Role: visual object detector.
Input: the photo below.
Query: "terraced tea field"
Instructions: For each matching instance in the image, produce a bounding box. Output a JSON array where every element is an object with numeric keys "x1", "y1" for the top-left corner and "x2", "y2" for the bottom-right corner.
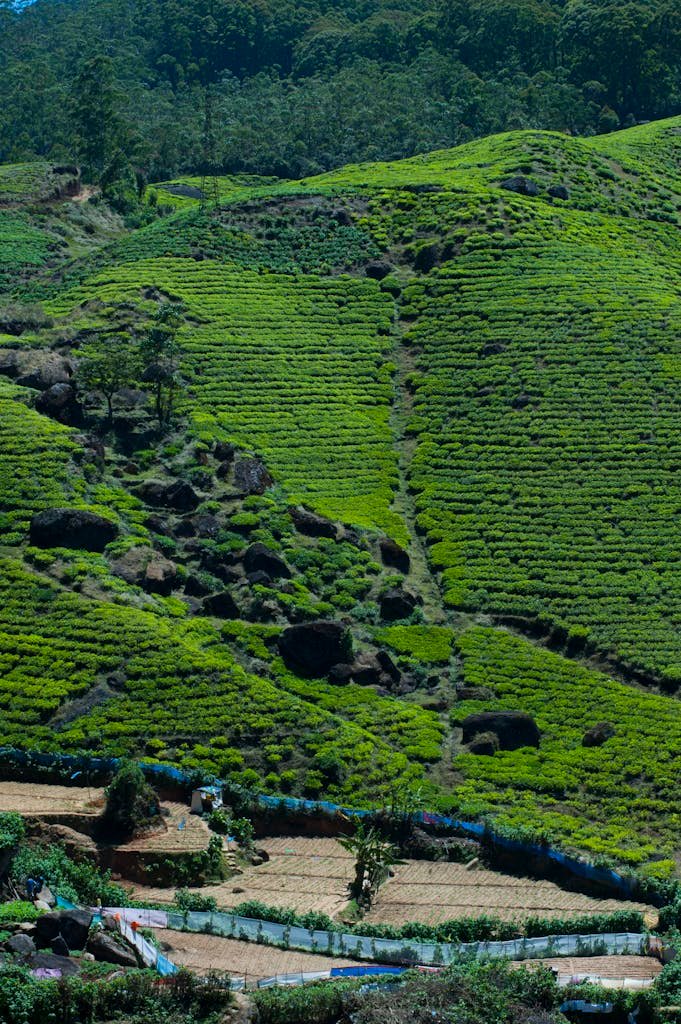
[{"x1": 47, "y1": 259, "x2": 404, "y2": 539}]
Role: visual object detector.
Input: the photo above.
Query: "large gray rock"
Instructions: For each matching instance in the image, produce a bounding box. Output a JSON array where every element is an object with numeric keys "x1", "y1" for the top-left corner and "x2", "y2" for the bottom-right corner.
[
  {"x1": 379, "y1": 588, "x2": 419, "y2": 621},
  {"x1": 35, "y1": 383, "x2": 83, "y2": 426},
  {"x1": 582, "y1": 721, "x2": 616, "y2": 748},
  {"x1": 201, "y1": 591, "x2": 240, "y2": 618},
  {"x1": 86, "y1": 929, "x2": 138, "y2": 967},
  {"x1": 289, "y1": 506, "x2": 338, "y2": 539},
  {"x1": 279, "y1": 621, "x2": 352, "y2": 677},
  {"x1": 461, "y1": 711, "x2": 540, "y2": 751},
  {"x1": 243, "y1": 543, "x2": 291, "y2": 580},
  {"x1": 30, "y1": 508, "x2": 118, "y2": 551},
  {"x1": 500, "y1": 176, "x2": 541, "y2": 196},
  {"x1": 0, "y1": 350, "x2": 73, "y2": 390},
  {"x1": 233, "y1": 457, "x2": 272, "y2": 495},
  {"x1": 35, "y1": 908, "x2": 92, "y2": 951},
  {"x1": 111, "y1": 546, "x2": 177, "y2": 595},
  {"x1": 379, "y1": 537, "x2": 410, "y2": 573},
  {"x1": 6, "y1": 933, "x2": 36, "y2": 956},
  {"x1": 134, "y1": 479, "x2": 200, "y2": 512}
]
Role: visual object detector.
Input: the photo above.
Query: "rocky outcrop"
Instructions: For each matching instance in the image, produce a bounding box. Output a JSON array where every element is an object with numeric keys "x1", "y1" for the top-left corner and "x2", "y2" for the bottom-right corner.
[
  {"x1": 202, "y1": 591, "x2": 240, "y2": 618},
  {"x1": 379, "y1": 537, "x2": 410, "y2": 573},
  {"x1": 379, "y1": 588, "x2": 419, "y2": 621},
  {"x1": 279, "y1": 621, "x2": 352, "y2": 676},
  {"x1": 30, "y1": 508, "x2": 118, "y2": 551},
  {"x1": 548, "y1": 184, "x2": 570, "y2": 200},
  {"x1": 111, "y1": 546, "x2": 178, "y2": 594},
  {"x1": 0, "y1": 349, "x2": 73, "y2": 390},
  {"x1": 582, "y1": 721, "x2": 616, "y2": 747},
  {"x1": 35, "y1": 909, "x2": 92, "y2": 951},
  {"x1": 243, "y1": 542, "x2": 291, "y2": 579},
  {"x1": 500, "y1": 176, "x2": 541, "y2": 196},
  {"x1": 6, "y1": 933, "x2": 36, "y2": 956},
  {"x1": 365, "y1": 261, "x2": 393, "y2": 281},
  {"x1": 467, "y1": 732, "x2": 500, "y2": 756},
  {"x1": 86, "y1": 930, "x2": 138, "y2": 967},
  {"x1": 35, "y1": 383, "x2": 83, "y2": 425},
  {"x1": 134, "y1": 480, "x2": 200, "y2": 512},
  {"x1": 461, "y1": 711, "x2": 540, "y2": 751},
  {"x1": 233, "y1": 457, "x2": 272, "y2": 495},
  {"x1": 289, "y1": 506, "x2": 338, "y2": 539}
]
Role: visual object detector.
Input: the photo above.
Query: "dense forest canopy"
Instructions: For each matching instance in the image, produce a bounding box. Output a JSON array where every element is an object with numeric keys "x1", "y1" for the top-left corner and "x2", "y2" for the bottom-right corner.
[{"x1": 1, "y1": 0, "x2": 680, "y2": 179}]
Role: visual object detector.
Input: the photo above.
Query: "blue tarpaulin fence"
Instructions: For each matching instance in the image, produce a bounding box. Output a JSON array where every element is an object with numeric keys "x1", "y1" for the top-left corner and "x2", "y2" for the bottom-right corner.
[{"x1": 0, "y1": 746, "x2": 637, "y2": 899}]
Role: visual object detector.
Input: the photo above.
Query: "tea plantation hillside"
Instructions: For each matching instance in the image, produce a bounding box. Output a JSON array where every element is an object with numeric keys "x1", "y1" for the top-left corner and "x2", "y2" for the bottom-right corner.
[{"x1": 2, "y1": 117, "x2": 681, "y2": 869}]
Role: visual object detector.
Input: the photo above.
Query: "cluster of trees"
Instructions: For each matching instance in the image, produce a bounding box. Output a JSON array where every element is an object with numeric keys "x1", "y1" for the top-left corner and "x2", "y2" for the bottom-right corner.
[
  {"x1": 0, "y1": 0, "x2": 679, "y2": 181},
  {"x1": 77, "y1": 300, "x2": 186, "y2": 430}
]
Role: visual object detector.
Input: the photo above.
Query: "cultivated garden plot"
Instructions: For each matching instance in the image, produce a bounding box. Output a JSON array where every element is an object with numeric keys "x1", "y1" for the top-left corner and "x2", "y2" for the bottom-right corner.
[
  {"x1": 364, "y1": 861, "x2": 651, "y2": 926},
  {"x1": 152, "y1": 929, "x2": 363, "y2": 980},
  {"x1": 509, "y1": 955, "x2": 662, "y2": 987},
  {"x1": 130, "y1": 837, "x2": 651, "y2": 927},
  {"x1": 0, "y1": 780, "x2": 104, "y2": 814}
]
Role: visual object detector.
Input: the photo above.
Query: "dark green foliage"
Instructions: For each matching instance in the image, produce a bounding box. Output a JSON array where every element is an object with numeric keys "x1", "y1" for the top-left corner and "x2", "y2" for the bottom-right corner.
[
  {"x1": 253, "y1": 961, "x2": 564, "y2": 1024},
  {"x1": 0, "y1": 963, "x2": 229, "y2": 1024},
  {"x1": 0, "y1": 812, "x2": 25, "y2": 852},
  {"x1": 102, "y1": 758, "x2": 161, "y2": 838},
  {"x1": 11, "y1": 842, "x2": 126, "y2": 906},
  {"x1": 229, "y1": 899, "x2": 644, "y2": 943},
  {"x1": 1, "y1": 0, "x2": 680, "y2": 178},
  {"x1": 175, "y1": 887, "x2": 218, "y2": 913}
]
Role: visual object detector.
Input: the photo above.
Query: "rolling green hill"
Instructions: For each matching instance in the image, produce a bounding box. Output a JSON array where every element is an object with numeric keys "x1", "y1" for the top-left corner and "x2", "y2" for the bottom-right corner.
[{"x1": 2, "y1": 117, "x2": 681, "y2": 869}]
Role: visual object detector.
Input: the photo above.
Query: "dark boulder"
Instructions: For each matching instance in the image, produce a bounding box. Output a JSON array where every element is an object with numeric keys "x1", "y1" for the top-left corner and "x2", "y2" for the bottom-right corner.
[
  {"x1": 87, "y1": 930, "x2": 138, "y2": 968},
  {"x1": 328, "y1": 663, "x2": 355, "y2": 685},
  {"x1": 351, "y1": 653, "x2": 383, "y2": 686},
  {"x1": 134, "y1": 480, "x2": 200, "y2": 511},
  {"x1": 73, "y1": 434, "x2": 105, "y2": 467},
  {"x1": 247, "y1": 570, "x2": 272, "y2": 587},
  {"x1": 379, "y1": 537, "x2": 410, "y2": 573},
  {"x1": 467, "y1": 731, "x2": 500, "y2": 756},
  {"x1": 36, "y1": 909, "x2": 92, "y2": 951},
  {"x1": 29, "y1": 951, "x2": 80, "y2": 976},
  {"x1": 414, "y1": 243, "x2": 439, "y2": 272},
  {"x1": 51, "y1": 936, "x2": 70, "y2": 957},
  {"x1": 201, "y1": 591, "x2": 240, "y2": 618},
  {"x1": 30, "y1": 508, "x2": 118, "y2": 551},
  {"x1": 548, "y1": 184, "x2": 570, "y2": 200},
  {"x1": 332, "y1": 208, "x2": 353, "y2": 227},
  {"x1": 461, "y1": 711, "x2": 540, "y2": 751},
  {"x1": 500, "y1": 176, "x2": 541, "y2": 197},
  {"x1": 243, "y1": 542, "x2": 291, "y2": 579},
  {"x1": 233, "y1": 457, "x2": 273, "y2": 495},
  {"x1": 511, "y1": 392, "x2": 532, "y2": 410},
  {"x1": 365, "y1": 261, "x2": 393, "y2": 281},
  {"x1": 214, "y1": 441, "x2": 235, "y2": 462},
  {"x1": 143, "y1": 555, "x2": 177, "y2": 595},
  {"x1": 289, "y1": 506, "x2": 338, "y2": 539},
  {"x1": 59, "y1": 909, "x2": 93, "y2": 951},
  {"x1": 35, "y1": 383, "x2": 83, "y2": 426},
  {"x1": 457, "y1": 686, "x2": 494, "y2": 701},
  {"x1": 183, "y1": 573, "x2": 213, "y2": 598},
  {"x1": 481, "y1": 342, "x2": 506, "y2": 357},
  {"x1": 279, "y1": 621, "x2": 352, "y2": 677},
  {"x1": 6, "y1": 933, "x2": 36, "y2": 956},
  {"x1": 582, "y1": 721, "x2": 616, "y2": 748},
  {"x1": 376, "y1": 650, "x2": 401, "y2": 682},
  {"x1": 379, "y1": 588, "x2": 419, "y2": 621},
  {"x1": 15, "y1": 352, "x2": 73, "y2": 390}
]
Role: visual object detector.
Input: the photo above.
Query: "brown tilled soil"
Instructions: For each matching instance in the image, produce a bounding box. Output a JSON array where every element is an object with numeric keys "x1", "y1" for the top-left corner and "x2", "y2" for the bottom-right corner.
[
  {"x1": 154, "y1": 929, "x2": 364, "y2": 980},
  {"x1": 0, "y1": 781, "x2": 105, "y2": 813},
  {"x1": 511, "y1": 955, "x2": 662, "y2": 986},
  {"x1": 129, "y1": 836, "x2": 653, "y2": 927}
]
